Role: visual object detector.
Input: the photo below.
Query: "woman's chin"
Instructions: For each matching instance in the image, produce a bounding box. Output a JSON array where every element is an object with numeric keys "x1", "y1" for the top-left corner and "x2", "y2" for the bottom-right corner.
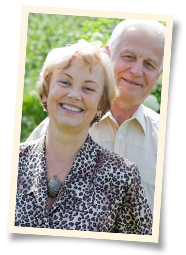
[
  {"x1": 49, "y1": 113, "x2": 91, "y2": 133},
  {"x1": 53, "y1": 119, "x2": 87, "y2": 132}
]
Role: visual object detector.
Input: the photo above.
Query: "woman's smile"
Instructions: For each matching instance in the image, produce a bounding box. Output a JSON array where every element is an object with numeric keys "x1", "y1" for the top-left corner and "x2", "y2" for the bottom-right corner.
[{"x1": 59, "y1": 103, "x2": 84, "y2": 113}]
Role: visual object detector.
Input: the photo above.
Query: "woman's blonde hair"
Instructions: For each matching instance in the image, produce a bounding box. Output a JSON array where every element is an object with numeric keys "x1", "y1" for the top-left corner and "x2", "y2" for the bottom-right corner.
[{"x1": 37, "y1": 40, "x2": 118, "y2": 126}]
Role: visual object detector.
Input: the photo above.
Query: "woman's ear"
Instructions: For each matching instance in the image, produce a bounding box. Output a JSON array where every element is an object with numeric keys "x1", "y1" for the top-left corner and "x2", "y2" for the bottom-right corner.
[
  {"x1": 42, "y1": 95, "x2": 47, "y2": 102},
  {"x1": 97, "y1": 110, "x2": 102, "y2": 115}
]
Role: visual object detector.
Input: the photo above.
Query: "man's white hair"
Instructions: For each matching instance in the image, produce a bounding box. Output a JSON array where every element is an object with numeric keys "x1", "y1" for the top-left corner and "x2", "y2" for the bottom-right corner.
[{"x1": 109, "y1": 19, "x2": 166, "y2": 71}]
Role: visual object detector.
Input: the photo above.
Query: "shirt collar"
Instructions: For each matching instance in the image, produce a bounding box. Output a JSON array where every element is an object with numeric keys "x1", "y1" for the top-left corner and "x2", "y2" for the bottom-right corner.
[
  {"x1": 99, "y1": 104, "x2": 146, "y2": 135},
  {"x1": 130, "y1": 104, "x2": 146, "y2": 135}
]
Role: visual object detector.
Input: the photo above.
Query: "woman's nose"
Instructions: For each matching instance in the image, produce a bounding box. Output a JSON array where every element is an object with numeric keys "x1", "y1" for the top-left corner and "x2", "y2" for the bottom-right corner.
[{"x1": 67, "y1": 85, "x2": 82, "y2": 101}]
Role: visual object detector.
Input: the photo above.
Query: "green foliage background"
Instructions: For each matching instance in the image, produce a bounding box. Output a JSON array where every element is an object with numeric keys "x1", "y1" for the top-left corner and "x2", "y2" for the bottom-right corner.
[{"x1": 21, "y1": 13, "x2": 165, "y2": 142}]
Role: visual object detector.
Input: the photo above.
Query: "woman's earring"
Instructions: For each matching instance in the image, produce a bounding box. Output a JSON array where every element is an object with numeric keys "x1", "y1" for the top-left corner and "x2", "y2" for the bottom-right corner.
[{"x1": 94, "y1": 114, "x2": 102, "y2": 121}]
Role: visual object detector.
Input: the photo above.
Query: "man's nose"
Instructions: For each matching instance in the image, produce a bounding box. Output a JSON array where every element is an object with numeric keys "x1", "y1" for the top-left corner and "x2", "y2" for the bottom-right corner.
[{"x1": 130, "y1": 60, "x2": 143, "y2": 76}]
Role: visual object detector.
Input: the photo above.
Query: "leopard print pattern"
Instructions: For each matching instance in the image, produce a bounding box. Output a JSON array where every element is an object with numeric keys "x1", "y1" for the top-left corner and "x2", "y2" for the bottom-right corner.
[{"x1": 15, "y1": 134, "x2": 152, "y2": 234}]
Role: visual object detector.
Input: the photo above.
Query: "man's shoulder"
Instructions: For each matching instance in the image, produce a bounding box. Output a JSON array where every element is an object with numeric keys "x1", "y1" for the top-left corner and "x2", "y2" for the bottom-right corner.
[
  {"x1": 27, "y1": 118, "x2": 49, "y2": 142},
  {"x1": 142, "y1": 104, "x2": 160, "y2": 123}
]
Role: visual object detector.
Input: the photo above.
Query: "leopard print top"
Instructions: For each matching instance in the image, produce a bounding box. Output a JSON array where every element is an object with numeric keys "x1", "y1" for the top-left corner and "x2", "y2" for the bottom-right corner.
[{"x1": 15, "y1": 134, "x2": 152, "y2": 234}]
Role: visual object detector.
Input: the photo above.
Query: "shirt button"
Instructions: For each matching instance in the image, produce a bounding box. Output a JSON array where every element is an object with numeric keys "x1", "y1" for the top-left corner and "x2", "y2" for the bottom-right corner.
[
  {"x1": 49, "y1": 219, "x2": 53, "y2": 226},
  {"x1": 119, "y1": 134, "x2": 122, "y2": 139}
]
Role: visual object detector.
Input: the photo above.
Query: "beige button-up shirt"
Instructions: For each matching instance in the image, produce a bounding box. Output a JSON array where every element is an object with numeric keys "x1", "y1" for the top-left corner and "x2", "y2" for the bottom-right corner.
[{"x1": 27, "y1": 104, "x2": 159, "y2": 212}]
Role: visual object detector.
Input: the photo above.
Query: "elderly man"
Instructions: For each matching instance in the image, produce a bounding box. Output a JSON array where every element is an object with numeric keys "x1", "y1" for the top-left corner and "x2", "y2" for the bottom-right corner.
[{"x1": 27, "y1": 20, "x2": 165, "y2": 212}]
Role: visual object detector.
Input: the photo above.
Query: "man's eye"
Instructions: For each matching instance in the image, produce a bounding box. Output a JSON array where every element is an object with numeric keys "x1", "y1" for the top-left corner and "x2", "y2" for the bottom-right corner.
[
  {"x1": 123, "y1": 54, "x2": 133, "y2": 58},
  {"x1": 123, "y1": 55, "x2": 133, "y2": 60},
  {"x1": 145, "y1": 62, "x2": 154, "y2": 69}
]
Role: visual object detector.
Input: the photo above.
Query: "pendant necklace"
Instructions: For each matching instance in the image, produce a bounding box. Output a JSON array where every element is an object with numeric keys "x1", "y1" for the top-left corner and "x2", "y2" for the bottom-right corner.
[{"x1": 47, "y1": 149, "x2": 75, "y2": 198}]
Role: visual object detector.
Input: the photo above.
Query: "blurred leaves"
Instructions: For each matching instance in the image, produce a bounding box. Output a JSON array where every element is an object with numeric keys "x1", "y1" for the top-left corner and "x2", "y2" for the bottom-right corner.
[
  {"x1": 21, "y1": 14, "x2": 165, "y2": 142},
  {"x1": 150, "y1": 72, "x2": 163, "y2": 114}
]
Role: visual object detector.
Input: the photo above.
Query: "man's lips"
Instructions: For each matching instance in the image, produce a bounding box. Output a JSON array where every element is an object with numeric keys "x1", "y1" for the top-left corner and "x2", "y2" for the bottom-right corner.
[{"x1": 122, "y1": 78, "x2": 142, "y2": 86}]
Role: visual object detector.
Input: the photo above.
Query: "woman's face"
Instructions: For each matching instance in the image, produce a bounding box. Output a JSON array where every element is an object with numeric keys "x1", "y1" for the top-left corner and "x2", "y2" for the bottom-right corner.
[{"x1": 43, "y1": 60, "x2": 104, "y2": 133}]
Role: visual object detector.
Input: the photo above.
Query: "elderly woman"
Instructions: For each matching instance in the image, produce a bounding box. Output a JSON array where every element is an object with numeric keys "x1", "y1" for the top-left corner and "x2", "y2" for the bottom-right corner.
[{"x1": 15, "y1": 41, "x2": 152, "y2": 234}]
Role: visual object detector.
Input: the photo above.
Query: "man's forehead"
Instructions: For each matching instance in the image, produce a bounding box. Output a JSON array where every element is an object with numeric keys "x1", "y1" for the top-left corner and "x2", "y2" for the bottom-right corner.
[
  {"x1": 119, "y1": 22, "x2": 164, "y2": 39},
  {"x1": 116, "y1": 28, "x2": 164, "y2": 55},
  {"x1": 120, "y1": 25, "x2": 162, "y2": 42}
]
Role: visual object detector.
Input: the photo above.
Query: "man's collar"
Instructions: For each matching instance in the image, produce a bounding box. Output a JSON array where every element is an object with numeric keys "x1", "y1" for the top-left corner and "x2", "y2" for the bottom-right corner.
[
  {"x1": 131, "y1": 104, "x2": 146, "y2": 135},
  {"x1": 102, "y1": 111, "x2": 118, "y2": 124},
  {"x1": 99, "y1": 104, "x2": 146, "y2": 135}
]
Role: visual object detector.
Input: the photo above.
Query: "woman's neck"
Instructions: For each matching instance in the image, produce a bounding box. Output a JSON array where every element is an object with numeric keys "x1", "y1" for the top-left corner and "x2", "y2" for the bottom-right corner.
[{"x1": 46, "y1": 118, "x2": 89, "y2": 163}]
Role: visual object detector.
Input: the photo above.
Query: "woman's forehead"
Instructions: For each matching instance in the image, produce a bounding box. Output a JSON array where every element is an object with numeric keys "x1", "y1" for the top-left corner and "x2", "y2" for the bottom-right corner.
[{"x1": 53, "y1": 60, "x2": 103, "y2": 78}]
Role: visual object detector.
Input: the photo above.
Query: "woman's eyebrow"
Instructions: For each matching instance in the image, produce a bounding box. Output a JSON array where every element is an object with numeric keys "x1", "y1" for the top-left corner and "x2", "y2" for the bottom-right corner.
[
  {"x1": 85, "y1": 80, "x2": 99, "y2": 87},
  {"x1": 62, "y1": 73, "x2": 72, "y2": 79},
  {"x1": 61, "y1": 73, "x2": 99, "y2": 87}
]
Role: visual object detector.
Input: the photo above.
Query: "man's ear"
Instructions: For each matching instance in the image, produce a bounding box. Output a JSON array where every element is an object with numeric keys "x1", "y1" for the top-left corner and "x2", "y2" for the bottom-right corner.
[
  {"x1": 104, "y1": 45, "x2": 110, "y2": 56},
  {"x1": 154, "y1": 69, "x2": 163, "y2": 87}
]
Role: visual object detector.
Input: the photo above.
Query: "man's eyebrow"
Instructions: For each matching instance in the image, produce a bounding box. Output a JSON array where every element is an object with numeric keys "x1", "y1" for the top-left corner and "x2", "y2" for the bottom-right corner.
[
  {"x1": 146, "y1": 57, "x2": 158, "y2": 66},
  {"x1": 120, "y1": 49, "x2": 136, "y2": 55},
  {"x1": 120, "y1": 49, "x2": 159, "y2": 66}
]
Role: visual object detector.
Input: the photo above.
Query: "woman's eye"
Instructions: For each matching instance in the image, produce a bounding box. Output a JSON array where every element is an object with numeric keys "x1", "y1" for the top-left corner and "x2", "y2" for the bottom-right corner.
[
  {"x1": 60, "y1": 80, "x2": 70, "y2": 86},
  {"x1": 83, "y1": 87, "x2": 95, "y2": 93}
]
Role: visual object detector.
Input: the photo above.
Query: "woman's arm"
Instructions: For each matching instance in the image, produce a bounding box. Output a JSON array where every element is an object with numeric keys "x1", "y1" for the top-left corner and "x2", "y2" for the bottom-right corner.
[{"x1": 116, "y1": 164, "x2": 153, "y2": 235}]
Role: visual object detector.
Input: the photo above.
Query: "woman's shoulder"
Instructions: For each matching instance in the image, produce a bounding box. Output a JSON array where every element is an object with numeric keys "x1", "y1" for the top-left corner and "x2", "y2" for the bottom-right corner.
[
  {"x1": 88, "y1": 134, "x2": 138, "y2": 175},
  {"x1": 19, "y1": 135, "x2": 45, "y2": 158},
  {"x1": 98, "y1": 145, "x2": 138, "y2": 175},
  {"x1": 87, "y1": 136, "x2": 141, "y2": 194}
]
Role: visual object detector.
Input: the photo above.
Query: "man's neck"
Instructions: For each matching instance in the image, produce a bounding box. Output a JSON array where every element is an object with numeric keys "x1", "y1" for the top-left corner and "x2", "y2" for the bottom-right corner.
[{"x1": 111, "y1": 101, "x2": 140, "y2": 126}]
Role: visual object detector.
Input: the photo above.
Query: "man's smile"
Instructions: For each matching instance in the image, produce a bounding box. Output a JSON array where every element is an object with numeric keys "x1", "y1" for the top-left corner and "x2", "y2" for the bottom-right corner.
[{"x1": 122, "y1": 78, "x2": 142, "y2": 86}]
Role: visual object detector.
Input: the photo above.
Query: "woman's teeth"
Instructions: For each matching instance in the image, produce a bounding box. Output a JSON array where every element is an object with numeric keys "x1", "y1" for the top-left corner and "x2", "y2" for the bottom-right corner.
[{"x1": 62, "y1": 104, "x2": 82, "y2": 112}]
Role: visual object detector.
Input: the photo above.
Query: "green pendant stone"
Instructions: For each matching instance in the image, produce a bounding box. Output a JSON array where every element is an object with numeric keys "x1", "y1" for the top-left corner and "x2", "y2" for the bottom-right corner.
[{"x1": 47, "y1": 177, "x2": 62, "y2": 198}]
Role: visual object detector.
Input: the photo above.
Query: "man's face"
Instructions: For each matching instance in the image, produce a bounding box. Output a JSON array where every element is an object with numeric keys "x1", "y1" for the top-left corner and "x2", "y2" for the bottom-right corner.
[{"x1": 111, "y1": 26, "x2": 164, "y2": 108}]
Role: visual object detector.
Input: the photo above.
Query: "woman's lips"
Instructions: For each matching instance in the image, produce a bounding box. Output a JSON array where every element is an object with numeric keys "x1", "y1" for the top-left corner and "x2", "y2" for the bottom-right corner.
[{"x1": 59, "y1": 103, "x2": 83, "y2": 113}]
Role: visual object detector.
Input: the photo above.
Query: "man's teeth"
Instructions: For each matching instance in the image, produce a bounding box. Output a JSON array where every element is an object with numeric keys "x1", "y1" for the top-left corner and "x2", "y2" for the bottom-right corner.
[
  {"x1": 62, "y1": 104, "x2": 82, "y2": 112},
  {"x1": 125, "y1": 79, "x2": 139, "y2": 85}
]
